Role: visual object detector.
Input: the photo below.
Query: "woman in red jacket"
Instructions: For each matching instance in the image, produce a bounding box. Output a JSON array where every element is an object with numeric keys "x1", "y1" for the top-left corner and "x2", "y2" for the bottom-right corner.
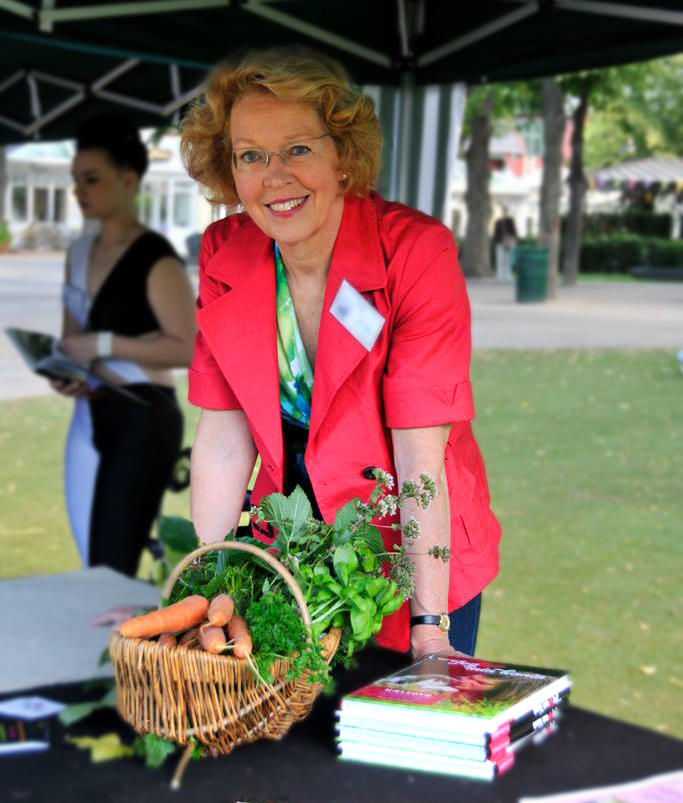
[{"x1": 181, "y1": 50, "x2": 501, "y2": 660}]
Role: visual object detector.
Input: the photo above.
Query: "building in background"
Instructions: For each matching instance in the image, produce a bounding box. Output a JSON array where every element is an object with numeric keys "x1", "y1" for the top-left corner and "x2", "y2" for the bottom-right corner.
[
  {"x1": 3, "y1": 131, "x2": 214, "y2": 256},
  {"x1": 4, "y1": 123, "x2": 571, "y2": 254}
]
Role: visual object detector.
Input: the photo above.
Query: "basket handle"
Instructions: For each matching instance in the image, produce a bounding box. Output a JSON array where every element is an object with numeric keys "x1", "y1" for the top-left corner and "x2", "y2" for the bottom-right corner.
[{"x1": 161, "y1": 541, "x2": 313, "y2": 633}]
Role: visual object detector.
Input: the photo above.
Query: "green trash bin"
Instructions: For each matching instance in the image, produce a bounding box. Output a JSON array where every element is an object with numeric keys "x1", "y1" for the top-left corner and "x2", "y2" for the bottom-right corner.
[{"x1": 512, "y1": 246, "x2": 549, "y2": 303}]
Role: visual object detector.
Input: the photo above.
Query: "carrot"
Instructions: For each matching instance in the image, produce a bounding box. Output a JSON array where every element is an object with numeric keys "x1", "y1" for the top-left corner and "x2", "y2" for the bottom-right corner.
[
  {"x1": 158, "y1": 633, "x2": 177, "y2": 648},
  {"x1": 119, "y1": 595, "x2": 209, "y2": 638},
  {"x1": 227, "y1": 614, "x2": 252, "y2": 659},
  {"x1": 198, "y1": 624, "x2": 227, "y2": 654},
  {"x1": 178, "y1": 628, "x2": 200, "y2": 648},
  {"x1": 207, "y1": 594, "x2": 234, "y2": 628}
]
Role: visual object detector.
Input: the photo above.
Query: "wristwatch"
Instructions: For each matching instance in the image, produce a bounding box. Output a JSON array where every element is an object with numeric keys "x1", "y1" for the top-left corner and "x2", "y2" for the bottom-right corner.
[{"x1": 410, "y1": 613, "x2": 450, "y2": 635}]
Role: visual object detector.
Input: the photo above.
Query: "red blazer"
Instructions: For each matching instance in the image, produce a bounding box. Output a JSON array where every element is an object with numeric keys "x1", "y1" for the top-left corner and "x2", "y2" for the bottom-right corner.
[{"x1": 189, "y1": 192, "x2": 501, "y2": 652}]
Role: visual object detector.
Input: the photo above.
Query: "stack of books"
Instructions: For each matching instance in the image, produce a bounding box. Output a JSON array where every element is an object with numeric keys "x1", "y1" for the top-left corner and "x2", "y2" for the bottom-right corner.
[{"x1": 336, "y1": 654, "x2": 571, "y2": 780}]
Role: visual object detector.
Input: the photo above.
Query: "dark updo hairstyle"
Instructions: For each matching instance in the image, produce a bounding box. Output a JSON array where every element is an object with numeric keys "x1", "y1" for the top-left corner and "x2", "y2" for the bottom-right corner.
[{"x1": 75, "y1": 113, "x2": 149, "y2": 178}]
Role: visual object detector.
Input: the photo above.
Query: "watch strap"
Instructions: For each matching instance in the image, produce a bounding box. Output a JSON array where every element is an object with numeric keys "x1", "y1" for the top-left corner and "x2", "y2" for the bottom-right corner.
[{"x1": 410, "y1": 613, "x2": 450, "y2": 633}]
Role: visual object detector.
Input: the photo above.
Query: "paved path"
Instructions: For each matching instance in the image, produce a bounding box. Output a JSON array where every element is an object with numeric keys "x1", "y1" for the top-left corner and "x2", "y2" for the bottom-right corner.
[
  {"x1": 469, "y1": 277, "x2": 683, "y2": 350},
  {"x1": 2, "y1": 252, "x2": 682, "y2": 401}
]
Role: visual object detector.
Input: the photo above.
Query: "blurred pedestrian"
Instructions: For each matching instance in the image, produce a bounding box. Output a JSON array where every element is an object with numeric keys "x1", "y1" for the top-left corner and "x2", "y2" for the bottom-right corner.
[
  {"x1": 53, "y1": 113, "x2": 196, "y2": 577},
  {"x1": 493, "y1": 206, "x2": 518, "y2": 283}
]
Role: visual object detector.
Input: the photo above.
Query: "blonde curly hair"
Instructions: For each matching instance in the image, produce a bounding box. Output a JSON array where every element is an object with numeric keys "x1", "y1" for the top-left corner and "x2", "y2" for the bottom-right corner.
[{"x1": 180, "y1": 49, "x2": 381, "y2": 206}]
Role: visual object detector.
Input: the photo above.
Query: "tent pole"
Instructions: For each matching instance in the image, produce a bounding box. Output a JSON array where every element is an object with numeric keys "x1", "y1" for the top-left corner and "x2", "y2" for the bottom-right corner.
[{"x1": 397, "y1": 70, "x2": 415, "y2": 205}]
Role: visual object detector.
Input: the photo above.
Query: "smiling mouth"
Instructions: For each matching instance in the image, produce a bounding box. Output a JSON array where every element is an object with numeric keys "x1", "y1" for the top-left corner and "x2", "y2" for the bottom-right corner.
[{"x1": 266, "y1": 196, "x2": 308, "y2": 213}]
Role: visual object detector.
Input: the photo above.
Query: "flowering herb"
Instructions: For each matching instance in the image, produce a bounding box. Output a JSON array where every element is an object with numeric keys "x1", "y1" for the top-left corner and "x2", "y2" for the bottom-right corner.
[{"x1": 246, "y1": 470, "x2": 449, "y2": 667}]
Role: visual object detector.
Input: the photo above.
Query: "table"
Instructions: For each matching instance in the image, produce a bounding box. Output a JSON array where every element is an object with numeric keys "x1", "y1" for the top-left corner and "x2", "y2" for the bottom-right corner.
[
  {"x1": 2, "y1": 647, "x2": 681, "y2": 803},
  {"x1": 0, "y1": 568, "x2": 161, "y2": 693}
]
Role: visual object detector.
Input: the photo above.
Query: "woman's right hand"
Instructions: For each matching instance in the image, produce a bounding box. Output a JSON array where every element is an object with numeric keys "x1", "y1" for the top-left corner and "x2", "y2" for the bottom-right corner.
[{"x1": 49, "y1": 378, "x2": 89, "y2": 397}]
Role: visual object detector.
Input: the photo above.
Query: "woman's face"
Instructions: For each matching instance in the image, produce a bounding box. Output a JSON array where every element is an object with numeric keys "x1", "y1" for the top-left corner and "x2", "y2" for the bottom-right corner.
[
  {"x1": 72, "y1": 148, "x2": 138, "y2": 220},
  {"x1": 230, "y1": 93, "x2": 346, "y2": 248}
]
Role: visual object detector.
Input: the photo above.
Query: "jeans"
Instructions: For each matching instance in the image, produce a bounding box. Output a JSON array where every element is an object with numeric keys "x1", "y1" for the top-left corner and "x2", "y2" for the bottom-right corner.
[{"x1": 448, "y1": 593, "x2": 482, "y2": 655}]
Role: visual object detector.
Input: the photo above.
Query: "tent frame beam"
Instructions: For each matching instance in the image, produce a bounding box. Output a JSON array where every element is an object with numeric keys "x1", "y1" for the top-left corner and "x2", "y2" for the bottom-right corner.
[
  {"x1": 41, "y1": 0, "x2": 227, "y2": 24},
  {"x1": 0, "y1": 57, "x2": 201, "y2": 139},
  {"x1": 243, "y1": 1, "x2": 393, "y2": 67},
  {"x1": 37, "y1": 0, "x2": 393, "y2": 68},
  {"x1": 418, "y1": 4, "x2": 538, "y2": 67},
  {"x1": 0, "y1": 0, "x2": 33, "y2": 20},
  {"x1": 558, "y1": 0, "x2": 683, "y2": 26}
]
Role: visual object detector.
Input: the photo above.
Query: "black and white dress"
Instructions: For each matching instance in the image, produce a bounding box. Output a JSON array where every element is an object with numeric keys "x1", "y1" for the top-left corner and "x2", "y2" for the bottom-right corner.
[{"x1": 62, "y1": 231, "x2": 184, "y2": 576}]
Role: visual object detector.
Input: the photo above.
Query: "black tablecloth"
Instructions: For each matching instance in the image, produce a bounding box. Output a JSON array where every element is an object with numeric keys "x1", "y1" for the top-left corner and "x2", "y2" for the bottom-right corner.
[{"x1": 2, "y1": 647, "x2": 682, "y2": 803}]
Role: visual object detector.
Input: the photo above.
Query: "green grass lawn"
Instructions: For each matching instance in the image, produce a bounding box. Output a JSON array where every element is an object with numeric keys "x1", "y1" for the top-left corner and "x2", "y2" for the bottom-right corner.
[
  {"x1": 1, "y1": 349, "x2": 681, "y2": 739},
  {"x1": 576, "y1": 273, "x2": 636, "y2": 282}
]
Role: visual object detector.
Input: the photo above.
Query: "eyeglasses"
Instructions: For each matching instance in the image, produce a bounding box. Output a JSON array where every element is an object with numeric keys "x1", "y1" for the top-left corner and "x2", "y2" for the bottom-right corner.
[{"x1": 231, "y1": 133, "x2": 333, "y2": 173}]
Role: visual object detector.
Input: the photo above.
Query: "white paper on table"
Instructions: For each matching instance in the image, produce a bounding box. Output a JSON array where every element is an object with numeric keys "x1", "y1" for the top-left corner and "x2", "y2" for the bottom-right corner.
[
  {"x1": 0, "y1": 696, "x2": 65, "y2": 721},
  {"x1": 519, "y1": 769, "x2": 683, "y2": 803},
  {"x1": 0, "y1": 741, "x2": 49, "y2": 755}
]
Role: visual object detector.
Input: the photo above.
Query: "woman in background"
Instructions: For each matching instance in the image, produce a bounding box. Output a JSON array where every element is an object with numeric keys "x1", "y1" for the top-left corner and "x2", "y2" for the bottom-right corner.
[{"x1": 53, "y1": 113, "x2": 196, "y2": 577}]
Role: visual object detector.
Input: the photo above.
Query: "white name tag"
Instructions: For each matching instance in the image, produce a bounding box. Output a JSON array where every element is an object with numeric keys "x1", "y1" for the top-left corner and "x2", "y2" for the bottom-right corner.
[{"x1": 329, "y1": 279, "x2": 385, "y2": 351}]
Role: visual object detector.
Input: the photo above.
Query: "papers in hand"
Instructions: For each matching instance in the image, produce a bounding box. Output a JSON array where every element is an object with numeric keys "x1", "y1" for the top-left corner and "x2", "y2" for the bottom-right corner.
[
  {"x1": 4, "y1": 327, "x2": 146, "y2": 404},
  {"x1": 5, "y1": 327, "x2": 88, "y2": 384}
]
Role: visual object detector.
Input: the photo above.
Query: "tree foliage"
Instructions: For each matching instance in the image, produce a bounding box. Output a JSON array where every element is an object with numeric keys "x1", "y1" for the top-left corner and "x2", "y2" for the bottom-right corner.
[{"x1": 583, "y1": 55, "x2": 683, "y2": 169}]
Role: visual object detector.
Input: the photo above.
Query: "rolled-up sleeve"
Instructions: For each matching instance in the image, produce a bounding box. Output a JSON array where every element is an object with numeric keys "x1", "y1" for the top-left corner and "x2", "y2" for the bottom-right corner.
[
  {"x1": 187, "y1": 232, "x2": 242, "y2": 411},
  {"x1": 383, "y1": 230, "x2": 474, "y2": 428}
]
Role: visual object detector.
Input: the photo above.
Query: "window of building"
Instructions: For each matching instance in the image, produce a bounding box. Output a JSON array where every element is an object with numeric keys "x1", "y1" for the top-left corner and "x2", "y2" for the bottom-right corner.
[
  {"x1": 173, "y1": 191, "x2": 192, "y2": 227},
  {"x1": 11, "y1": 186, "x2": 28, "y2": 222},
  {"x1": 34, "y1": 188, "x2": 49, "y2": 222},
  {"x1": 517, "y1": 118, "x2": 544, "y2": 158},
  {"x1": 53, "y1": 189, "x2": 66, "y2": 223},
  {"x1": 138, "y1": 187, "x2": 154, "y2": 226}
]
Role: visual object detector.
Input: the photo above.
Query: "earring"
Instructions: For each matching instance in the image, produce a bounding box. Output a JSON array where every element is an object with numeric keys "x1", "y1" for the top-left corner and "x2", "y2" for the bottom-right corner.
[{"x1": 341, "y1": 173, "x2": 348, "y2": 181}]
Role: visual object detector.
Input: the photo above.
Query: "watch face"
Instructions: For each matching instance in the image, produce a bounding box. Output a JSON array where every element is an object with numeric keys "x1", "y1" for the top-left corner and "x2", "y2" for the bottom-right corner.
[{"x1": 438, "y1": 613, "x2": 450, "y2": 633}]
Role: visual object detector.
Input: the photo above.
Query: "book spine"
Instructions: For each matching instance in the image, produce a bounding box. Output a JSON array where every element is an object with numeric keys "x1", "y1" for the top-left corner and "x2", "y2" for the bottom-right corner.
[{"x1": 488, "y1": 692, "x2": 568, "y2": 746}]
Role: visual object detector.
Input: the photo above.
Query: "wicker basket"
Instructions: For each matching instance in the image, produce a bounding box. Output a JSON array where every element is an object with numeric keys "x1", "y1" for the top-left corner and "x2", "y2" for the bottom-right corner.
[{"x1": 109, "y1": 541, "x2": 341, "y2": 760}]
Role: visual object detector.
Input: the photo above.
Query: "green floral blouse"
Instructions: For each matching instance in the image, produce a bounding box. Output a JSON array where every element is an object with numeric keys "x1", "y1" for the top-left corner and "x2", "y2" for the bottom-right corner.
[{"x1": 275, "y1": 243, "x2": 314, "y2": 428}]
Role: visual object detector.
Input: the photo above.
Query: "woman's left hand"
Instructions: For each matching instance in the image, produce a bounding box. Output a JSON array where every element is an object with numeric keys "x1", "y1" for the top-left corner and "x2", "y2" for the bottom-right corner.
[
  {"x1": 411, "y1": 629, "x2": 469, "y2": 662},
  {"x1": 58, "y1": 333, "x2": 100, "y2": 364}
]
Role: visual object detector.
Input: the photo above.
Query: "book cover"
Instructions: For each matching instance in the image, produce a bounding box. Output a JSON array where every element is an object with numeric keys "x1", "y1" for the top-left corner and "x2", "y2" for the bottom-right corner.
[
  {"x1": 4, "y1": 327, "x2": 146, "y2": 404},
  {"x1": 336, "y1": 689, "x2": 569, "y2": 747},
  {"x1": 338, "y1": 721, "x2": 558, "y2": 781},
  {"x1": 336, "y1": 702, "x2": 565, "y2": 762},
  {"x1": 0, "y1": 696, "x2": 65, "y2": 755},
  {"x1": 340, "y1": 654, "x2": 571, "y2": 735},
  {"x1": 338, "y1": 740, "x2": 514, "y2": 781}
]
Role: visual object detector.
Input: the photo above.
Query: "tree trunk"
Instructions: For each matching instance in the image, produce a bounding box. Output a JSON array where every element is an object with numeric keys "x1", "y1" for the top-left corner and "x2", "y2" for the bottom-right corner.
[
  {"x1": 562, "y1": 88, "x2": 589, "y2": 286},
  {"x1": 462, "y1": 93, "x2": 493, "y2": 278},
  {"x1": 539, "y1": 78, "x2": 565, "y2": 300}
]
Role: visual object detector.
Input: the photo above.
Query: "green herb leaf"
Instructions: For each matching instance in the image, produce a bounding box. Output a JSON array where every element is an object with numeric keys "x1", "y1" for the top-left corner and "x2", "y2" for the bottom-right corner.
[
  {"x1": 332, "y1": 500, "x2": 360, "y2": 538},
  {"x1": 382, "y1": 593, "x2": 404, "y2": 615},
  {"x1": 159, "y1": 516, "x2": 199, "y2": 555},
  {"x1": 352, "y1": 523, "x2": 385, "y2": 556},
  {"x1": 138, "y1": 734, "x2": 177, "y2": 768},
  {"x1": 258, "y1": 486, "x2": 312, "y2": 539},
  {"x1": 333, "y1": 543, "x2": 358, "y2": 586}
]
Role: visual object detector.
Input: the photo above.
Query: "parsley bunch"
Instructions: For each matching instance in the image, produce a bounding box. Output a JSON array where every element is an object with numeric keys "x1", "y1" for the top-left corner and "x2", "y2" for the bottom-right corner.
[{"x1": 245, "y1": 592, "x2": 329, "y2": 685}]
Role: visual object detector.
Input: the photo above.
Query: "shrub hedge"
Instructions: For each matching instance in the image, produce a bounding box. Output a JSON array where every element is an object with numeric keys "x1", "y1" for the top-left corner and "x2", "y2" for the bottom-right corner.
[
  {"x1": 576, "y1": 212, "x2": 673, "y2": 239},
  {"x1": 580, "y1": 235, "x2": 683, "y2": 274}
]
